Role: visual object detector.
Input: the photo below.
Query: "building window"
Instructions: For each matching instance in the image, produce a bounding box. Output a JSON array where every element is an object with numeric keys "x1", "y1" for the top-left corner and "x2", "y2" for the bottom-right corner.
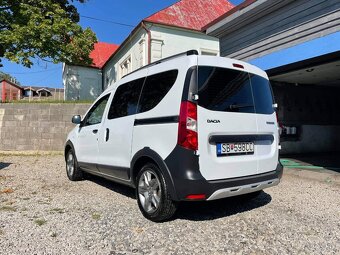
[
  {"x1": 120, "y1": 56, "x2": 131, "y2": 79},
  {"x1": 25, "y1": 90, "x2": 32, "y2": 97},
  {"x1": 139, "y1": 39, "x2": 145, "y2": 68}
]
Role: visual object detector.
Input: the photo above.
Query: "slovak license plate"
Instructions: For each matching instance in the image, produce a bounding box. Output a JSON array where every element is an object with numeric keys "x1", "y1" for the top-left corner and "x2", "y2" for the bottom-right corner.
[{"x1": 217, "y1": 142, "x2": 254, "y2": 156}]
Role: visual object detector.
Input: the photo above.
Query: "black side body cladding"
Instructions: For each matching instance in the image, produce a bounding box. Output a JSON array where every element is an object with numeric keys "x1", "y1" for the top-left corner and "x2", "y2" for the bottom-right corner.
[
  {"x1": 134, "y1": 116, "x2": 179, "y2": 126},
  {"x1": 130, "y1": 148, "x2": 178, "y2": 200}
]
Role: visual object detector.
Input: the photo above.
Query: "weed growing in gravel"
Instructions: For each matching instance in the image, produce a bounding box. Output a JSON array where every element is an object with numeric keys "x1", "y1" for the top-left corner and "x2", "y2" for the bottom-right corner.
[
  {"x1": 0, "y1": 206, "x2": 16, "y2": 212},
  {"x1": 0, "y1": 229, "x2": 3, "y2": 235},
  {"x1": 92, "y1": 213, "x2": 101, "y2": 220},
  {"x1": 34, "y1": 219, "x2": 47, "y2": 226},
  {"x1": 324, "y1": 177, "x2": 333, "y2": 183},
  {"x1": 50, "y1": 232, "x2": 57, "y2": 238},
  {"x1": 37, "y1": 200, "x2": 51, "y2": 205}
]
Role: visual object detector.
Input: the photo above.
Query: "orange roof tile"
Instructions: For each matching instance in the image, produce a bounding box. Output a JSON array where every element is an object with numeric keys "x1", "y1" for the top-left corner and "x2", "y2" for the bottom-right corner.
[
  {"x1": 144, "y1": 0, "x2": 234, "y2": 31},
  {"x1": 90, "y1": 42, "x2": 119, "y2": 68}
]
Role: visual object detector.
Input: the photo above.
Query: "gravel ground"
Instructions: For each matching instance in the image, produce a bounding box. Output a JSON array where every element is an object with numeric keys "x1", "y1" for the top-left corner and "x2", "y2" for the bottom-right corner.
[{"x1": 0, "y1": 155, "x2": 339, "y2": 255}]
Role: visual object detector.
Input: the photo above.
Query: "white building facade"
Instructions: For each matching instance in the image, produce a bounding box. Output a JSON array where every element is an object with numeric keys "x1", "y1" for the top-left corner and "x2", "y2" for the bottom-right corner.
[{"x1": 102, "y1": 23, "x2": 220, "y2": 89}]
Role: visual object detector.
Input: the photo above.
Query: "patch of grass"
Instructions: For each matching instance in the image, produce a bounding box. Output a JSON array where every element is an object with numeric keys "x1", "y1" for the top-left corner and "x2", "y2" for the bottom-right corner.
[
  {"x1": 91, "y1": 213, "x2": 101, "y2": 220},
  {"x1": 34, "y1": 219, "x2": 47, "y2": 226},
  {"x1": 0, "y1": 206, "x2": 16, "y2": 212},
  {"x1": 50, "y1": 208, "x2": 64, "y2": 214}
]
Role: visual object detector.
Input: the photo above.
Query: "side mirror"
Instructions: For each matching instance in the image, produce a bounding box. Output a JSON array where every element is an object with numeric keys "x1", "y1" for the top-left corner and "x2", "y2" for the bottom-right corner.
[
  {"x1": 272, "y1": 103, "x2": 278, "y2": 110},
  {"x1": 72, "y1": 115, "x2": 82, "y2": 125}
]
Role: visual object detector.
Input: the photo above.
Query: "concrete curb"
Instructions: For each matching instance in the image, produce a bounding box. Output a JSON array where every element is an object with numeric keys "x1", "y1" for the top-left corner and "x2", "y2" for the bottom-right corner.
[{"x1": 0, "y1": 150, "x2": 63, "y2": 156}]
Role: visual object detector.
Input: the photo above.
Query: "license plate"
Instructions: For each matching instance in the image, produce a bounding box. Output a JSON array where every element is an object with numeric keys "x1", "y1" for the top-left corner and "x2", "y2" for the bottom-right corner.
[{"x1": 217, "y1": 142, "x2": 254, "y2": 156}]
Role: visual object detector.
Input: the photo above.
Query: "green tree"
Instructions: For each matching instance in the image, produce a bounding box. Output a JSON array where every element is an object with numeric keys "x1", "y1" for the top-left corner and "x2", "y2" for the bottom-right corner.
[{"x1": 0, "y1": 0, "x2": 97, "y2": 67}]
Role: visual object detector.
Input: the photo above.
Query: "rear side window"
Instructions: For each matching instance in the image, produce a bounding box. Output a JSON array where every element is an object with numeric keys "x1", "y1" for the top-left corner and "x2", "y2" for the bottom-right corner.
[
  {"x1": 137, "y1": 70, "x2": 178, "y2": 113},
  {"x1": 197, "y1": 66, "x2": 274, "y2": 114},
  {"x1": 108, "y1": 78, "x2": 144, "y2": 119},
  {"x1": 250, "y1": 74, "x2": 274, "y2": 114}
]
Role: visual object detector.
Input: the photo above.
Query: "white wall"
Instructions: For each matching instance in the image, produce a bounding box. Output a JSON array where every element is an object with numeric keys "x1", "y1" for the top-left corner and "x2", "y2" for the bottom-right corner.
[
  {"x1": 151, "y1": 25, "x2": 220, "y2": 61},
  {"x1": 63, "y1": 65, "x2": 102, "y2": 101},
  {"x1": 103, "y1": 28, "x2": 147, "y2": 89},
  {"x1": 103, "y1": 23, "x2": 220, "y2": 88}
]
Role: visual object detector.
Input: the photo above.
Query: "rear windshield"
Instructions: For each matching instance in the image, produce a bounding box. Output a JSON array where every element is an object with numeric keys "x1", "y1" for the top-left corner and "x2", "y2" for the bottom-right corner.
[{"x1": 197, "y1": 66, "x2": 274, "y2": 115}]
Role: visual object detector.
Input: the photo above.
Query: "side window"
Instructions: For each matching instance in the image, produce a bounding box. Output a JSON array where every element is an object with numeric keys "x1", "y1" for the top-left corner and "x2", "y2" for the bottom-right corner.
[
  {"x1": 108, "y1": 78, "x2": 145, "y2": 119},
  {"x1": 84, "y1": 94, "x2": 110, "y2": 126},
  {"x1": 138, "y1": 70, "x2": 178, "y2": 113}
]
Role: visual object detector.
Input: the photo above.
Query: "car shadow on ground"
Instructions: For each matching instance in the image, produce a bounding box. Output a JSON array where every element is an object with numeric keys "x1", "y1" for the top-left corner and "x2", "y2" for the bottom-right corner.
[
  {"x1": 85, "y1": 174, "x2": 136, "y2": 199},
  {"x1": 0, "y1": 162, "x2": 12, "y2": 170},
  {"x1": 176, "y1": 191, "x2": 272, "y2": 221},
  {"x1": 86, "y1": 174, "x2": 271, "y2": 221}
]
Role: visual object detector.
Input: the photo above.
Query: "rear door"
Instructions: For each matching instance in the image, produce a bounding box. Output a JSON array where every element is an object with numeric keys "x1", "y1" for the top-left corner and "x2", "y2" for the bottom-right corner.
[
  {"x1": 197, "y1": 66, "x2": 259, "y2": 180},
  {"x1": 250, "y1": 74, "x2": 278, "y2": 174}
]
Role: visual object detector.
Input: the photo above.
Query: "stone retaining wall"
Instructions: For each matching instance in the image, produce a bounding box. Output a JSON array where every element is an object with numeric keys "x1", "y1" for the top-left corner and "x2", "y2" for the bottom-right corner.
[{"x1": 0, "y1": 103, "x2": 91, "y2": 151}]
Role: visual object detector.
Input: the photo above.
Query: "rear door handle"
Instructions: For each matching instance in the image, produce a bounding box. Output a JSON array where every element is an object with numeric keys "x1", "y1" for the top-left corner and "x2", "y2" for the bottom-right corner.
[
  {"x1": 105, "y1": 128, "x2": 110, "y2": 142},
  {"x1": 92, "y1": 129, "x2": 98, "y2": 134}
]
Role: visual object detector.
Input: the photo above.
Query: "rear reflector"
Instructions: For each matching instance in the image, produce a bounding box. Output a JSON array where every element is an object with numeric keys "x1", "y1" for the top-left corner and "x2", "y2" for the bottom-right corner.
[
  {"x1": 178, "y1": 101, "x2": 198, "y2": 151},
  {"x1": 186, "y1": 194, "x2": 206, "y2": 200},
  {"x1": 233, "y1": 63, "x2": 244, "y2": 69}
]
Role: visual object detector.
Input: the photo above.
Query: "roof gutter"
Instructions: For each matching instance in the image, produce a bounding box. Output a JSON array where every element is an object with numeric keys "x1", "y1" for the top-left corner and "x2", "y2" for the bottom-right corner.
[{"x1": 141, "y1": 21, "x2": 151, "y2": 64}]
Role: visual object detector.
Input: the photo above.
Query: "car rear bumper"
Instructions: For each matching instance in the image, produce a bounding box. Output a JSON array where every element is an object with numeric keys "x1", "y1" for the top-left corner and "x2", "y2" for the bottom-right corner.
[
  {"x1": 164, "y1": 146, "x2": 283, "y2": 201},
  {"x1": 207, "y1": 177, "x2": 280, "y2": 200},
  {"x1": 179, "y1": 166, "x2": 282, "y2": 201}
]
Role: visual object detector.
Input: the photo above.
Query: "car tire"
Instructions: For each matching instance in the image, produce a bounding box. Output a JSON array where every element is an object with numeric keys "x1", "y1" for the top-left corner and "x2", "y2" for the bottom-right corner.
[
  {"x1": 65, "y1": 148, "x2": 83, "y2": 181},
  {"x1": 136, "y1": 163, "x2": 177, "y2": 222}
]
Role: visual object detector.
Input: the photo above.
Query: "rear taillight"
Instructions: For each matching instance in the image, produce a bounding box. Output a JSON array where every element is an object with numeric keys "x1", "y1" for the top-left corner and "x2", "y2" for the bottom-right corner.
[
  {"x1": 178, "y1": 101, "x2": 198, "y2": 151},
  {"x1": 185, "y1": 194, "x2": 206, "y2": 200}
]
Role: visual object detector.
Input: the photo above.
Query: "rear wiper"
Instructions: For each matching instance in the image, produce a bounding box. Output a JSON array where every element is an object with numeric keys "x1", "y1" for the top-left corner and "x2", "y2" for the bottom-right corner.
[{"x1": 228, "y1": 104, "x2": 254, "y2": 110}]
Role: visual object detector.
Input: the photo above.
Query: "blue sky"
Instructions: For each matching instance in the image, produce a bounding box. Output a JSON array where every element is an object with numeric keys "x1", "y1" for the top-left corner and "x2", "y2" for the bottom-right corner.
[{"x1": 0, "y1": 0, "x2": 244, "y2": 88}]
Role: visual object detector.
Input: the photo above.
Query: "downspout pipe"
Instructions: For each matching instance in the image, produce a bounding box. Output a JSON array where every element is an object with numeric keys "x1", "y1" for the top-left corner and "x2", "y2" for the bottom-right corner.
[
  {"x1": 1, "y1": 81, "x2": 5, "y2": 102},
  {"x1": 141, "y1": 21, "x2": 151, "y2": 64}
]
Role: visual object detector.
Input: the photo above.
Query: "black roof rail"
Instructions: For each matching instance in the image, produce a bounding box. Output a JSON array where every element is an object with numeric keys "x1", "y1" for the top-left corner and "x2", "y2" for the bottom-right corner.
[{"x1": 122, "y1": 50, "x2": 198, "y2": 79}]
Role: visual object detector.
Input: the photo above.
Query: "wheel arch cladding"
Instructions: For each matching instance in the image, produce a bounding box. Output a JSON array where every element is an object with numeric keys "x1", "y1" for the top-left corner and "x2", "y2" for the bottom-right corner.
[
  {"x1": 64, "y1": 140, "x2": 75, "y2": 160},
  {"x1": 130, "y1": 147, "x2": 178, "y2": 200}
]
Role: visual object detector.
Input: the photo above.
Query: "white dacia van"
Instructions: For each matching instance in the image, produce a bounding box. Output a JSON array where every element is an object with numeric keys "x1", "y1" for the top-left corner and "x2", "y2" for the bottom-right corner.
[{"x1": 65, "y1": 50, "x2": 282, "y2": 222}]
